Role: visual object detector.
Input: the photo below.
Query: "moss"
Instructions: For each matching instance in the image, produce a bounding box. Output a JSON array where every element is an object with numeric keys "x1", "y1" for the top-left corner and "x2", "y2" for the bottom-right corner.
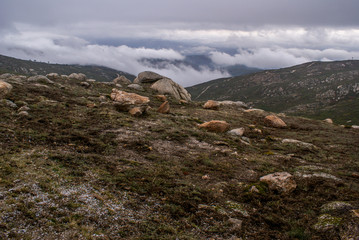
[{"x1": 313, "y1": 214, "x2": 342, "y2": 231}]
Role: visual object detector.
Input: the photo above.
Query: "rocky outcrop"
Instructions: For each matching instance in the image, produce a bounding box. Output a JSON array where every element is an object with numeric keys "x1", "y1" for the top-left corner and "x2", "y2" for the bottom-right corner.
[
  {"x1": 203, "y1": 100, "x2": 219, "y2": 110},
  {"x1": 150, "y1": 78, "x2": 191, "y2": 102},
  {"x1": 264, "y1": 115, "x2": 287, "y2": 128},
  {"x1": 134, "y1": 71, "x2": 164, "y2": 84},
  {"x1": 113, "y1": 75, "x2": 131, "y2": 85},
  {"x1": 198, "y1": 120, "x2": 230, "y2": 133},
  {"x1": 133, "y1": 71, "x2": 191, "y2": 101},
  {"x1": 260, "y1": 172, "x2": 297, "y2": 193},
  {"x1": 0, "y1": 80, "x2": 13, "y2": 99}
]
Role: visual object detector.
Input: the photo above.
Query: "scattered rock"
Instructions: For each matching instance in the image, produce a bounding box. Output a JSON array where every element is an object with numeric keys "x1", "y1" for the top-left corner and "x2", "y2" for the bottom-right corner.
[
  {"x1": 115, "y1": 84, "x2": 123, "y2": 88},
  {"x1": 313, "y1": 214, "x2": 342, "y2": 231},
  {"x1": 282, "y1": 138, "x2": 318, "y2": 150},
  {"x1": 321, "y1": 201, "x2": 353, "y2": 213},
  {"x1": 28, "y1": 75, "x2": 54, "y2": 84},
  {"x1": 294, "y1": 172, "x2": 341, "y2": 181},
  {"x1": 264, "y1": 115, "x2": 287, "y2": 128},
  {"x1": 250, "y1": 186, "x2": 260, "y2": 193},
  {"x1": 150, "y1": 78, "x2": 191, "y2": 102},
  {"x1": 129, "y1": 107, "x2": 145, "y2": 117},
  {"x1": 18, "y1": 111, "x2": 29, "y2": 117},
  {"x1": 80, "y1": 82, "x2": 91, "y2": 88},
  {"x1": 155, "y1": 95, "x2": 167, "y2": 102},
  {"x1": 228, "y1": 128, "x2": 245, "y2": 136},
  {"x1": 228, "y1": 218, "x2": 243, "y2": 231},
  {"x1": 324, "y1": 118, "x2": 334, "y2": 124},
  {"x1": 218, "y1": 100, "x2": 248, "y2": 109},
  {"x1": 127, "y1": 84, "x2": 144, "y2": 91},
  {"x1": 203, "y1": 100, "x2": 219, "y2": 110},
  {"x1": 111, "y1": 89, "x2": 150, "y2": 112},
  {"x1": 87, "y1": 79, "x2": 96, "y2": 82},
  {"x1": 113, "y1": 75, "x2": 131, "y2": 85},
  {"x1": 199, "y1": 120, "x2": 230, "y2": 133},
  {"x1": 69, "y1": 73, "x2": 87, "y2": 81},
  {"x1": 351, "y1": 125, "x2": 359, "y2": 129},
  {"x1": 244, "y1": 108, "x2": 265, "y2": 113},
  {"x1": 18, "y1": 106, "x2": 30, "y2": 112},
  {"x1": 0, "y1": 80, "x2": 13, "y2": 99},
  {"x1": 46, "y1": 73, "x2": 60, "y2": 80},
  {"x1": 157, "y1": 101, "x2": 170, "y2": 114},
  {"x1": 226, "y1": 201, "x2": 250, "y2": 217},
  {"x1": 61, "y1": 75, "x2": 69, "y2": 80},
  {"x1": 2, "y1": 99, "x2": 17, "y2": 108},
  {"x1": 0, "y1": 73, "x2": 14, "y2": 79},
  {"x1": 134, "y1": 71, "x2": 164, "y2": 84},
  {"x1": 179, "y1": 99, "x2": 188, "y2": 104},
  {"x1": 260, "y1": 172, "x2": 296, "y2": 193}
]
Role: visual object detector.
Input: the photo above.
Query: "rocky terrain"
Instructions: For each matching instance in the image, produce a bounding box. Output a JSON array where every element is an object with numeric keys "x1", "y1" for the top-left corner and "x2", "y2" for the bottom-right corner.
[
  {"x1": 1, "y1": 71, "x2": 359, "y2": 239},
  {"x1": 187, "y1": 60, "x2": 359, "y2": 125}
]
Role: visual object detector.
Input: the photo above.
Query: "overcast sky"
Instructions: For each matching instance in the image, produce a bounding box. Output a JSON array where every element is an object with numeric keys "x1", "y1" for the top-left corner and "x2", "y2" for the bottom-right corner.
[{"x1": 1, "y1": 0, "x2": 359, "y2": 86}]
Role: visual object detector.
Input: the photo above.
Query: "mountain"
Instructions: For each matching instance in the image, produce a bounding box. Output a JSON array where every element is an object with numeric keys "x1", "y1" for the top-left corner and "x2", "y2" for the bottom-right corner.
[
  {"x1": 1, "y1": 71, "x2": 358, "y2": 239},
  {"x1": 0, "y1": 54, "x2": 135, "y2": 81},
  {"x1": 187, "y1": 60, "x2": 359, "y2": 125},
  {"x1": 140, "y1": 54, "x2": 262, "y2": 76}
]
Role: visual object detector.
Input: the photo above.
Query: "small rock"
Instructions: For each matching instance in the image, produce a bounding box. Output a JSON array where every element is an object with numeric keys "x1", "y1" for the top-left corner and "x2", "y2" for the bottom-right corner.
[
  {"x1": 2, "y1": 99, "x2": 17, "y2": 108},
  {"x1": 282, "y1": 138, "x2": 317, "y2": 150},
  {"x1": 228, "y1": 218, "x2": 243, "y2": 231},
  {"x1": 324, "y1": 118, "x2": 333, "y2": 124},
  {"x1": 260, "y1": 172, "x2": 296, "y2": 193},
  {"x1": 228, "y1": 128, "x2": 245, "y2": 136},
  {"x1": 321, "y1": 201, "x2": 353, "y2": 213},
  {"x1": 203, "y1": 100, "x2": 219, "y2": 110},
  {"x1": 18, "y1": 106, "x2": 30, "y2": 112},
  {"x1": 115, "y1": 84, "x2": 123, "y2": 88},
  {"x1": 351, "y1": 125, "x2": 359, "y2": 129},
  {"x1": 218, "y1": 100, "x2": 248, "y2": 109},
  {"x1": 0, "y1": 80, "x2": 13, "y2": 99},
  {"x1": 127, "y1": 83, "x2": 144, "y2": 91},
  {"x1": 313, "y1": 214, "x2": 342, "y2": 231},
  {"x1": 157, "y1": 101, "x2": 170, "y2": 114},
  {"x1": 80, "y1": 82, "x2": 90, "y2": 88},
  {"x1": 179, "y1": 99, "x2": 188, "y2": 104},
  {"x1": 18, "y1": 111, "x2": 29, "y2": 117},
  {"x1": 202, "y1": 174, "x2": 210, "y2": 180},
  {"x1": 155, "y1": 95, "x2": 167, "y2": 102},
  {"x1": 129, "y1": 107, "x2": 144, "y2": 117},
  {"x1": 87, "y1": 79, "x2": 96, "y2": 82},
  {"x1": 199, "y1": 120, "x2": 230, "y2": 133},
  {"x1": 249, "y1": 186, "x2": 259, "y2": 193},
  {"x1": 264, "y1": 115, "x2": 287, "y2": 128}
]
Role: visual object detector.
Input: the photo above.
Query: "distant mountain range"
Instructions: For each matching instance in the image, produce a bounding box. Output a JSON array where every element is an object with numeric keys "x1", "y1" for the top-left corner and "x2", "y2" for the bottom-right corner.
[
  {"x1": 0, "y1": 54, "x2": 135, "y2": 82},
  {"x1": 187, "y1": 60, "x2": 359, "y2": 125},
  {"x1": 140, "y1": 55, "x2": 262, "y2": 77}
]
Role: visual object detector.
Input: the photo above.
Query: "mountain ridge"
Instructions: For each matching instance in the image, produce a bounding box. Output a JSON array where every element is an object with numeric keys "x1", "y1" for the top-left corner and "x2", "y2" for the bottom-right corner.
[{"x1": 187, "y1": 60, "x2": 359, "y2": 125}]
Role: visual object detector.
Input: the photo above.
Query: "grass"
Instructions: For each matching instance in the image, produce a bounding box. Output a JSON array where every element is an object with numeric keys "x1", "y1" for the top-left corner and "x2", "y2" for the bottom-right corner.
[{"x1": 0, "y1": 73, "x2": 358, "y2": 239}]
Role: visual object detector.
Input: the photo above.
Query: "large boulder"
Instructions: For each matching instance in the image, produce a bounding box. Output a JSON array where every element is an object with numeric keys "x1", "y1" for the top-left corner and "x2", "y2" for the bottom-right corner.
[
  {"x1": 260, "y1": 172, "x2": 297, "y2": 193},
  {"x1": 113, "y1": 75, "x2": 131, "y2": 85},
  {"x1": 134, "y1": 71, "x2": 164, "y2": 84},
  {"x1": 0, "y1": 80, "x2": 13, "y2": 99},
  {"x1": 150, "y1": 78, "x2": 191, "y2": 102},
  {"x1": 198, "y1": 120, "x2": 230, "y2": 133},
  {"x1": 264, "y1": 115, "x2": 287, "y2": 128}
]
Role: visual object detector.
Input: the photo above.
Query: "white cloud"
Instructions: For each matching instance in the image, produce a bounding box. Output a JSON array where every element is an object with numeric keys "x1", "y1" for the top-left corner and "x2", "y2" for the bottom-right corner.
[{"x1": 0, "y1": 30, "x2": 228, "y2": 86}]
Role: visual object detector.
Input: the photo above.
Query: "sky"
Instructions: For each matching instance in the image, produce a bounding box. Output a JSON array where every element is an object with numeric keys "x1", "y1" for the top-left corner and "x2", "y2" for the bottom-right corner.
[{"x1": 1, "y1": 0, "x2": 359, "y2": 86}]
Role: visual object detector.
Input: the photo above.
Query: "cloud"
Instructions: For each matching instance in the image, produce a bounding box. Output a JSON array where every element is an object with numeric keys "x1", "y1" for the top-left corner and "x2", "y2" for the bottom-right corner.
[
  {"x1": 0, "y1": 30, "x2": 228, "y2": 86},
  {"x1": 210, "y1": 48, "x2": 359, "y2": 69}
]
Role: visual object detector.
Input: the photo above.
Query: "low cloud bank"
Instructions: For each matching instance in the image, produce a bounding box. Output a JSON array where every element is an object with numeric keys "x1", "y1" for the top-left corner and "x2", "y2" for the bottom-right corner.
[{"x1": 0, "y1": 31, "x2": 228, "y2": 87}]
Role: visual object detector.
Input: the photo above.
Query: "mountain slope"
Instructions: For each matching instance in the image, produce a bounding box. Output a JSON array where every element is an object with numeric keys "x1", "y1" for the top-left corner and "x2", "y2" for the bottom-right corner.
[
  {"x1": 187, "y1": 60, "x2": 359, "y2": 124},
  {"x1": 0, "y1": 54, "x2": 135, "y2": 81},
  {"x1": 1, "y1": 71, "x2": 358, "y2": 239}
]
